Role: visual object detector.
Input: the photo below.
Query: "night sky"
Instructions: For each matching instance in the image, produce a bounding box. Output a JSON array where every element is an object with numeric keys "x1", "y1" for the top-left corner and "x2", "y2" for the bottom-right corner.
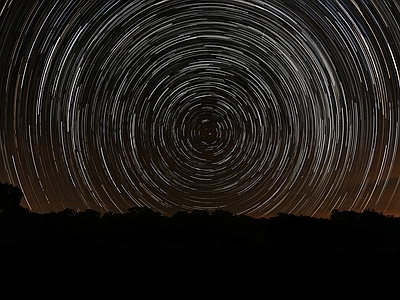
[{"x1": 1, "y1": 0, "x2": 400, "y2": 218}]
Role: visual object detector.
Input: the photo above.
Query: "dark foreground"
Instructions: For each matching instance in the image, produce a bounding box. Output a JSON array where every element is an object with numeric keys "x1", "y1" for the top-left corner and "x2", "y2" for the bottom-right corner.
[
  {"x1": 2, "y1": 208, "x2": 400, "y2": 298},
  {"x1": 2, "y1": 183, "x2": 400, "y2": 297},
  {"x1": 5, "y1": 241, "x2": 400, "y2": 299}
]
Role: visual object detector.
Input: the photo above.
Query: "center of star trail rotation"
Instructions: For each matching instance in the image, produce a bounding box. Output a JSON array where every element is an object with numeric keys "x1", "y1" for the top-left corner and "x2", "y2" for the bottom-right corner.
[{"x1": 0, "y1": 0, "x2": 399, "y2": 218}]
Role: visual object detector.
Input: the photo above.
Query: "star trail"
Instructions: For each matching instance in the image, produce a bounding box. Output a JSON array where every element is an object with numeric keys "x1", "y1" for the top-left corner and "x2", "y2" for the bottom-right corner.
[{"x1": 1, "y1": 0, "x2": 400, "y2": 218}]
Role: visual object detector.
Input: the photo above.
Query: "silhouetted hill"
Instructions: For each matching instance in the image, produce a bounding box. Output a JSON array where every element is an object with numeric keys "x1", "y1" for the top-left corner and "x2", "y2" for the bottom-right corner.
[
  {"x1": 3, "y1": 181, "x2": 400, "y2": 252},
  {"x1": 2, "y1": 181, "x2": 400, "y2": 295},
  {"x1": 2, "y1": 204, "x2": 400, "y2": 253}
]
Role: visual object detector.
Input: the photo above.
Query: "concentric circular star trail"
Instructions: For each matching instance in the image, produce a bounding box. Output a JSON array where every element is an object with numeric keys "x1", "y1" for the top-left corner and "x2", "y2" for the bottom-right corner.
[{"x1": 1, "y1": 0, "x2": 400, "y2": 218}]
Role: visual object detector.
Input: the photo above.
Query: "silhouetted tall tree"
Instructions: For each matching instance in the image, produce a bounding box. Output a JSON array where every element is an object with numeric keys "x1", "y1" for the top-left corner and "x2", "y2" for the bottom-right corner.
[{"x1": 0, "y1": 181, "x2": 24, "y2": 212}]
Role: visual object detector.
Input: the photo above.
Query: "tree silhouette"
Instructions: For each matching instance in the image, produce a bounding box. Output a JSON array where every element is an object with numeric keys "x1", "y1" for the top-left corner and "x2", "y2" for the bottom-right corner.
[{"x1": 0, "y1": 181, "x2": 24, "y2": 212}]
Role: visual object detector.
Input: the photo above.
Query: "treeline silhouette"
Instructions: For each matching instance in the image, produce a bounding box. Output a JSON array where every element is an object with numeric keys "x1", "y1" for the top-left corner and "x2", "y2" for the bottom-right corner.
[{"x1": 1, "y1": 181, "x2": 400, "y2": 252}]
